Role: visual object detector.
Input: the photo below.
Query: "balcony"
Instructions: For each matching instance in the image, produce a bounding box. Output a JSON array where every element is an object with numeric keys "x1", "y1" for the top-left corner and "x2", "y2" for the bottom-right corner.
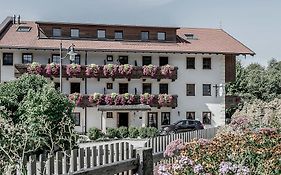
[
  {"x1": 14, "y1": 63, "x2": 178, "y2": 80},
  {"x1": 68, "y1": 93, "x2": 178, "y2": 108}
]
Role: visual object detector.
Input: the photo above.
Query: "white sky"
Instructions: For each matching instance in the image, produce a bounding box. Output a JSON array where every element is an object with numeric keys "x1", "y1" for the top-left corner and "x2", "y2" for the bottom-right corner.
[{"x1": 1, "y1": 0, "x2": 280, "y2": 66}]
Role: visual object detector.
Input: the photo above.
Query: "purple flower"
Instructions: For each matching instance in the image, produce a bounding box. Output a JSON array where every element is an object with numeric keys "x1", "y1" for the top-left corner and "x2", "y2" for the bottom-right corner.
[
  {"x1": 178, "y1": 156, "x2": 194, "y2": 166},
  {"x1": 193, "y1": 164, "x2": 203, "y2": 174},
  {"x1": 219, "y1": 162, "x2": 232, "y2": 174},
  {"x1": 164, "y1": 139, "x2": 184, "y2": 157}
]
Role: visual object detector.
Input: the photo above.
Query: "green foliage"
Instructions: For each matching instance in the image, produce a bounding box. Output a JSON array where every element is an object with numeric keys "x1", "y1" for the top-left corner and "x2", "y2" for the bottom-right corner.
[
  {"x1": 88, "y1": 127, "x2": 103, "y2": 140},
  {"x1": 138, "y1": 127, "x2": 148, "y2": 138},
  {"x1": 106, "y1": 128, "x2": 120, "y2": 138},
  {"x1": 118, "y1": 126, "x2": 129, "y2": 138},
  {"x1": 128, "y1": 127, "x2": 139, "y2": 138},
  {"x1": 146, "y1": 127, "x2": 159, "y2": 137}
]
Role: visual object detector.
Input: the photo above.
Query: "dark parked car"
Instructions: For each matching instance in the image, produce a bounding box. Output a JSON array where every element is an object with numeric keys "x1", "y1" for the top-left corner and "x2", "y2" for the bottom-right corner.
[{"x1": 160, "y1": 119, "x2": 204, "y2": 135}]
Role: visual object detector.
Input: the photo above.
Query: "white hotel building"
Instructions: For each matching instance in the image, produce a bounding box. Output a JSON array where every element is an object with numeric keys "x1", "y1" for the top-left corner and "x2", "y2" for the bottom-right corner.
[{"x1": 0, "y1": 16, "x2": 254, "y2": 133}]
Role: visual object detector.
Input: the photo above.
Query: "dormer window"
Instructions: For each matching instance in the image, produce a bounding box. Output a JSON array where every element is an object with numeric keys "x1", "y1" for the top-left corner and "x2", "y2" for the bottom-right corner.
[
  {"x1": 17, "y1": 26, "x2": 31, "y2": 32},
  {"x1": 141, "y1": 31, "x2": 149, "y2": 41},
  {"x1": 115, "y1": 31, "x2": 123, "y2": 40},
  {"x1": 52, "y1": 28, "x2": 61, "y2": 37},
  {"x1": 185, "y1": 33, "x2": 197, "y2": 40},
  {"x1": 157, "y1": 32, "x2": 166, "y2": 41},
  {"x1": 97, "y1": 29, "x2": 106, "y2": 39},
  {"x1": 71, "y1": 29, "x2": 79, "y2": 38}
]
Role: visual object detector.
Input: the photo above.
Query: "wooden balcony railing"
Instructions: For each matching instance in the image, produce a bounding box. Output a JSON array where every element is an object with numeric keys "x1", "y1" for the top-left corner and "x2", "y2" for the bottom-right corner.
[
  {"x1": 14, "y1": 64, "x2": 178, "y2": 80},
  {"x1": 69, "y1": 94, "x2": 178, "y2": 108}
]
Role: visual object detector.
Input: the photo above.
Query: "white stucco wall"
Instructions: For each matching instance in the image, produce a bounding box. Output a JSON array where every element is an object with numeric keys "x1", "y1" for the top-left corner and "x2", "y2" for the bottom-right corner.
[{"x1": 0, "y1": 49, "x2": 226, "y2": 132}]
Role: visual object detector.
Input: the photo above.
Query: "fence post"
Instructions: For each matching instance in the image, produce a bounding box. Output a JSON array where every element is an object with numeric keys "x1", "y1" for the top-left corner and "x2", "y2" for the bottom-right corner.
[{"x1": 136, "y1": 147, "x2": 153, "y2": 175}]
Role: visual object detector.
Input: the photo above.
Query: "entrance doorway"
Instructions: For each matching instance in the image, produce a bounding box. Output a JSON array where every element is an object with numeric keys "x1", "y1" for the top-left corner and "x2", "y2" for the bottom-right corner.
[{"x1": 118, "y1": 112, "x2": 129, "y2": 127}]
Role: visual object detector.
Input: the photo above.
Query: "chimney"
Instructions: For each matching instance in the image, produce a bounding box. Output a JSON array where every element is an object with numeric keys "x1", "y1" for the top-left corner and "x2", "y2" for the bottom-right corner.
[
  {"x1": 13, "y1": 15, "x2": 16, "y2": 24},
  {"x1": 17, "y1": 15, "x2": 20, "y2": 24}
]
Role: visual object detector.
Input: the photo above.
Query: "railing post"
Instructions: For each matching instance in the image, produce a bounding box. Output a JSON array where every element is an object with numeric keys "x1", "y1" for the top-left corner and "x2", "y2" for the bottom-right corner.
[{"x1": 136, "y1": 147, "x2": 153, "y2": 175}]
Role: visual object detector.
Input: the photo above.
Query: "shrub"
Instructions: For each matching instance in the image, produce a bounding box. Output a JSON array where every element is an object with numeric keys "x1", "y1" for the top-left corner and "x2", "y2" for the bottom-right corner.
[
  {"x1": 147, "y1": 127, "x2": 159, "y2": 138},
  {"x1": 118, "y1": 126, "x2": 129, "y2": 138},
  {"x1": 88, "y1": 127, "x2": 103, "y2": 140},
  {"x1": 107, "y1": 128, "x2": 120, "y2": 138},
  {"x1": 138, "y1": 127, "x2": 148, "y2": 138},
  {"x1": 128, "y1": 127, "x2": 139, "y2": 138}
]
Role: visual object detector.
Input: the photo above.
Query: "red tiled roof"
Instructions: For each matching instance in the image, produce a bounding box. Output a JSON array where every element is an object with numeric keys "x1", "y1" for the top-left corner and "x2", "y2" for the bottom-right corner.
[{"x1": 0, "y1": 21, "x2": 254, "y2": 55}]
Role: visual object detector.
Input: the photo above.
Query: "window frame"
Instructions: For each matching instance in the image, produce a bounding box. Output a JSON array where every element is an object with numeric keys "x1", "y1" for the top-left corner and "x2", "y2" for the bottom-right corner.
[
  {"x1": 186, "y1": 57, "x2": 195, "y2": 69},
  {"x1": 73, "y1": 112, "x2": 81, "y2": 126},
  {"x1": 141, "y1": 31, "x2": 149, "y2": 41},
  {"x1": 142, "y1": 83, "x2": 152, "y2": 94},
  {"x1": 106, "y1": 83, "x2": 113, "y2": 89},
  {"x1": 159, "y1": 83, "x2": 168, "y2": 94},
  {"x1": 186, "y1": 84, "x2": 195, "y2": 96},
  {"x1": 22, "y1": 53, "x2": 33, "y2": 64},
  {"x1": 157, "y1": 32, "x2": 166, "y2": 41},
  {"x1": 159, "y1": 56, "x2": 168, "y2": 66},
  {"x1": 203, "y1": 84, "x2": 212, "y2": 96},
  {"x1": 70, "y1": 28, "x2": 80, "y2": 38},
  {"x1": 114, "y1": 30, "x2": 124, "y2": 40},
  {"x1": 186, "y1": 112, "x2": 196, "y2": 120},
  {"x1": 97, "y1": 29, "x2": 106, "y2": 39},
  {"x1": 202, "y1": 112, "x2": 212, "y2": 125},
  {"x1": 52, "y1": 28, "x2": 62, "y2": 37},
  {"x1": 70, "y1": 54, "x2": 81, "y2": 64},
  {"x1": 142, "y1": 56, "x2": 152, "y2": 66},
  {"x1": 118, "y1": 56, "x2": 128, "y2": 65},
  {"x1": 161, "y1": 112, "x2": 171, "y2": 125},
  {"x1": 2, "y1": 53, "x2": 13, "y2": 66},
  {"x1": 119, "y1": 83, "x2": 128, "y2": 94},
  {"x1": 70, "y1": 82, "x2": 81, "y2": 94},
  {"x1": 52, "y1": 54, "x2": 60, "y2": 64},
  {"x1": 106, "y1": 112, "x2": 113, "y2": 118},
  {"x1": 203, "y1": 57, "x2": 211, "y2": 69},
  {"x1": 54, "y1": 82, "x2": 60, "y2": 91},
  {"x1": 147, "y1": 112, "x2": 158, "y2": 128}
]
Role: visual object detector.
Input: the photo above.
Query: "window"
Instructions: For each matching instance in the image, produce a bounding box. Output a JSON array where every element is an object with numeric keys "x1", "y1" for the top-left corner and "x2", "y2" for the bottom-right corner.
[
  {"x1": 157, "y1": 32, "x2": 166, "y2": 41},
  {"x1": 73, "y1": 112, "x2": 80, "y2": 126},
  {"x1": 119, "y1": 83, "x2": 128, "y2": 94},
  {"x1": 70, "y1": 55, "x2": 80, "y2": 64},
  {"x1": 52, "y1": 54, "x2": 60, "y2": 64},
  {"x1": 107, "y1": 55, "x2": 113, "y2": 62},
  {"x1": 107, "y1": 83, "x2": 113, "y2": 89},
  {"x1": 70, "y1": 29, "x2": 79, "y2": 38},
  {"x1": 97, "y1": 29, "x2": 106, "y2": 39},
  {"x1": 161, "y1": 112, "x2": 170, "y2": 125},
  {"x1": 141, "y1": 31, "x2": 149, "y2": 41},
  {"x1": 142, "y1": 56, "x2": 152, "y2": 66},
  {"x1": 22, "y1": 53, "x2": 33, "y2": 64},
  {"x1": 118, "y1": 56, "x2": 128, "y2": 65},
  {"x1": 148, "y1": 112, "x2": 158, "y2": 128},
  {"x1": 17, "y1": 26, "x2": 31, "y2": 32},
  {"x1": 186, "y1": 112, "x2": 195, "y2": 120},
  {"x1": 72, "y1": 112, "x2": 80, "y2": 126},
  {"x1": 159, "y1": 84, "x2": 168, "y2": 94},
  {"x1": 54, "y1": 82, "x2": 60, "y2": 91},
  {"x1": 107, "y1": 112, "x2": 113, "y2": 118},
  {"x1": 203, "y1": 58, "x2": 211, "y2": 69},
  {"x1": 143, "y1": 83, "x2": 152, "y2": 94},
  {"x1": 70, "y1": 83, "x2": 80, "y2": 93},
  {"x1": 202, "y1": 112, "x2": 211, "y2": 125},
  {"x1": 159, "y1": 57, "x2": 168, "y2": 66},
  {"x1": 52, "y1": 28, "x2": 61, "y2": 37},
  {"x1": 203, "y1": 84, "x2": 211, "y2": 96},
  {"x1": 115, "y1": 31, "x2": 123, "y2": 40},
  {"x1": 2, "y1": 53, "x2": 13, "y2": 65},
  {"x1": 186, "y1": 57, "x2": 195, "y2": 69},
  {"x1": 186, "y1": 84, "x2": 195, "y2": 96}
]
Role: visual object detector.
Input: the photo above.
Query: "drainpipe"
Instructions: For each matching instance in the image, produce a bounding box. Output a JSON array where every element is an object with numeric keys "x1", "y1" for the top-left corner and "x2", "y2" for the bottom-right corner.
[{"x1": 84, "y1": 51, "x2": 88, "y2": 133}]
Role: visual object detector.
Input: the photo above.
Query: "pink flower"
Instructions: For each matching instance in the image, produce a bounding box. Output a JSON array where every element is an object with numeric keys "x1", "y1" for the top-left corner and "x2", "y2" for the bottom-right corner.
[
  {"x1": 86, "y1": 64, "x2": 100, "y2": 77},
  {"x1": 160, "y1": 65, "x2": 174, "y2": 78},
  {"x1": 66, "y1": 63, "x2": 81, "y2": 77},
  {"x1": 143, "y1": 64, "x2": 157, "y2": 77},
  {"x1": 45, "y1": 63, "x2": 59, "y2": 76},
  {"x1": 68, "y1": 93, "x2": 83, "y2": 105},
  {"x1": 118, "y1": 64, "x2": 133, "y2": 77},
  {"x1": 140, "y1": 93, "x2": 155, "y2": 105},
  {"x1": 103, "y1": 64, "x2": 118, "y2": 77},
  {"x1": 27, "y1": 62, "x2": 42, "y2": 74},
  {"x1": 164, "y1": 139, "x2": 184, "y2": 157},
  {"x1": 158, "y1": 94, "x2": 173, "y2": 106}
]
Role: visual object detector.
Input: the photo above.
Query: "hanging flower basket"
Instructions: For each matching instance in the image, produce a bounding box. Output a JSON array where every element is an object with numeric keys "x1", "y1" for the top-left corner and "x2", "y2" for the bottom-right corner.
[
  {"x1": 158, "y1": 94, "x2": 173, "y2": 106},
  {"x1": 85, "y1": 64, "x2": 100, "y2": 77},
  {"x1": 27, "y1": 62, "x2": 42, "y2": 74},
  {"x1": 123, "y1": 93, "x2": 135, "y2": 104},
  {"x1": 88, "y1": 93, "x2": 104, "y2": 105},
  {"x1": 140, "y1": 93, "x2": 155, "y2": 105},
  {"x1": 143, "y1": 64, "x2": 157, "y2": 78},
  {"x1": 118, "y1": 64, "x2": 133, "y2": 77},
  {"x1": 66, "y1": 63, "x2": 81, "y2": 77},
  {"x1": 103, "y1": 64, "x2": 118, "y2": 77},
  {"x1": 45, "y1": 63, "x2": 60, "y2": 76},
  {"x1": 160, "y1": 65, "x2": 175, "y2": 78},
  {"x1": 68, "y1": 93, "x2": 83, "y2": 105},
  {"x1": 105, "y1": 93, "x2": 118, "y2": 105}
]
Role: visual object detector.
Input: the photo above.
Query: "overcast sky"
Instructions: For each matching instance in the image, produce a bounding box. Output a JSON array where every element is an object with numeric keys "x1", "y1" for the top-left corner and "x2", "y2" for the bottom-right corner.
[{"x1": 1, "y1": 0, "x2": 280, "y2": 66}]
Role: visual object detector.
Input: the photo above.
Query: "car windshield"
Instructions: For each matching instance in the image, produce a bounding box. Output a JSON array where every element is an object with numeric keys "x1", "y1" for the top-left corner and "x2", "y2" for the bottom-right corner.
[{"x1": 174, "y1": 121, "x2": 186, "y2": 126}]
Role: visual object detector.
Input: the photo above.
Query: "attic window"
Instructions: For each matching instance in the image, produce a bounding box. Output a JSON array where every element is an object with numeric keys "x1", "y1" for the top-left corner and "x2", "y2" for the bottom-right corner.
[
  {"x1": 17, "y1": 26, "x2": 31, "y2": 32},
  {"x1": 185, "y1": 33, "x2": 197, "y2": 40}
]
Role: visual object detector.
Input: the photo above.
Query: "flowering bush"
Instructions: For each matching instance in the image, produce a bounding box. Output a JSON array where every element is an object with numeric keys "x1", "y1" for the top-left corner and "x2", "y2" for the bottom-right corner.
[
  {"x1": 45, "y1": 62, "x2": 59, "y2": 76},
  {"x1": 157, "y1": 129, "x2": 280, "y2": 175},
  {"x1": 66, "y1": 63, "x2": 81, "y2": 77},
  {"x1": 118, "y1": 64, "x2": 133, "y2": 77},
  {"x1": 140, "y1": 93, "x2": 155, "y2": 105},
  {"x1": 158, "y1": 94, "x2": 173, "y2": 106},
  {"x1": 85, "y1": 64, "x2": 100, "y2": 77},
  {"x1": 88, "y1": 93, "x2": 104, "y2": 105},
  {"x1": 68, "y1": 93, "x2": 83, "y2": 105},
  {"x1": 160, "y1": 65, "x2": 175, "y2": 78},
  {"x1": 27, "y1": 62, "x2": 42, "y2": 74},
  {"x1": 104, "y1": 93, "x2": 118, "y2": 105},
  {"x1": 143, "y1": 64, "x2": 157, "y2": 77},
  {"x1": 103, "y1": 64, "x2": 118, "y2": 77}
]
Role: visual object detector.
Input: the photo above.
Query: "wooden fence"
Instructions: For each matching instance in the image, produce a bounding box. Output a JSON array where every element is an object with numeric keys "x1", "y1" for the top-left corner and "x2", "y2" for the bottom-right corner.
[{"x1": 21, "y1": 127, "x2": 219, "y2": 175}]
